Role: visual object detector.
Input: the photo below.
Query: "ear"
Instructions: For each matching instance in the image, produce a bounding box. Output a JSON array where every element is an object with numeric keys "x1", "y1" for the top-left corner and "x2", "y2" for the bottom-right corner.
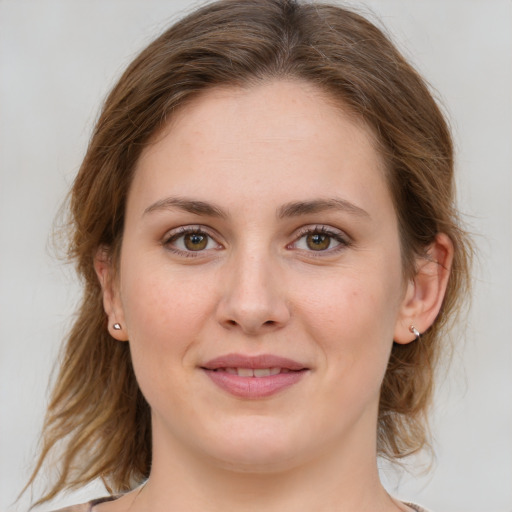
[
  {"x1": 394, "y1": 233, "x2": 454, "y2": 344},
  {"x1": 94, "y1": 246, "x2": 128, "y2": 341}
]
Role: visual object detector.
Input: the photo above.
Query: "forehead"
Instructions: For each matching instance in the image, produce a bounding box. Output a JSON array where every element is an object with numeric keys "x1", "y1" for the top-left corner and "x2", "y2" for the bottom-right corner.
[
  {"x1": 156, "y1": 79, "x2": 378, "y2": 157},
  {"x1": 130, "y1": 80, "x2": 390, "y2": 215}
]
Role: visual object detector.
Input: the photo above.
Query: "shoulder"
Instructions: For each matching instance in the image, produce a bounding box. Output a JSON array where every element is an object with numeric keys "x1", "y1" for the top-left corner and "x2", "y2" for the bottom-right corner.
[
  {"x1": 403, "y1": 502, "x2": 433, "y2": 512},
  {"x1": 49, "y1": 496, "x2": 429, "y2": 512},
  {"x1": 49, "y1": 504, "x2": 91, "y2": 512},
  {"x1": 49, "y1": 496, "x2": 118, "y2": 512}
]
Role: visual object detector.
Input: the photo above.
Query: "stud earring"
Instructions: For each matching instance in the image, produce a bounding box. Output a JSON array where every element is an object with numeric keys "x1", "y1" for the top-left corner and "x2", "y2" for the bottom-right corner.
[
  {"x1": 113, "y1": 323, "x2": 122, "y2": 331},
  {"x1": 409, "y1": 325, "x2": 420, "y2": 340}
]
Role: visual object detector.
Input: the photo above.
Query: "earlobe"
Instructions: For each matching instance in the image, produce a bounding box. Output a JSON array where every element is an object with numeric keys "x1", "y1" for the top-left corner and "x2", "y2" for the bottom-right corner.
[
  {"x1": 93, "y1": 246, "x2": 128, "y2": 342},
  {"x1": 394, "y1": 233, "x2": 454, "y2": 344}
]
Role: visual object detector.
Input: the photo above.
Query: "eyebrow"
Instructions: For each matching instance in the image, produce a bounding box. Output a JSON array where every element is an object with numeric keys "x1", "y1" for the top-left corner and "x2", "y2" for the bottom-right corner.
[
  {"x1": 277, "y1": 198, "x2": 370, "y2": 219},
  {"x1": 143, "y1": 196, "x2": 370, "y2": 220},
  {"x1": 143, "y1": 197, "x2": 227, "y2": 218}
]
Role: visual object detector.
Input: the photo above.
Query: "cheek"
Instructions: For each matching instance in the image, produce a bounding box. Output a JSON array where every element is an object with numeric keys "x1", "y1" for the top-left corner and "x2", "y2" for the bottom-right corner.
[
  {"x1": 295, "y1": 267, "x2": 402, "y2": 379},
  {"x1": 118, "y1": 263, "x2": 214, "y2": 393},
  {"x1": 121, "y1": 255, "x2": 214, "y2": 334},
  {"x1": 301, "y1": 273, "x2": 399, "y2": 336}
]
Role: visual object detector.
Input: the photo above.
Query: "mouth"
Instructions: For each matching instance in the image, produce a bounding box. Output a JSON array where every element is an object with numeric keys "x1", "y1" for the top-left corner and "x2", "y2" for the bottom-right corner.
[
  {"x1": 211, "y1": 367, "x2": 297, "y2": 377},
  {"x1": 200, "y1": 354, "x2": 308, "y2": 399}
]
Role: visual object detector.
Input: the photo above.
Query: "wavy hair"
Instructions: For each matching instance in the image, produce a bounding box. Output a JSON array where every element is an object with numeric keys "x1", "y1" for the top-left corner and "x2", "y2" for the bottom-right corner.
[{"x1": 27, "y1": 0, "x2": 472, "y2": 505}]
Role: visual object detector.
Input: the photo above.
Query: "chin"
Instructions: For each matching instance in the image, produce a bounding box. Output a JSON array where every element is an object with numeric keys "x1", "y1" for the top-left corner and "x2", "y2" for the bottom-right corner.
[{"x1": 199, "y1": 416, "x2": 306, "y2": 472}]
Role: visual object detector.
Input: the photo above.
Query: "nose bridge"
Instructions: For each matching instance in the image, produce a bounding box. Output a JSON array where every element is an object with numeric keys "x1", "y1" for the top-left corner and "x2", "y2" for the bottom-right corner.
[
  {"x1": 217, "y1": 239, "x2": 290, "y2": 333},
  {"x1": 235, "y1": 247, "x2": 274, "y2": 303}
]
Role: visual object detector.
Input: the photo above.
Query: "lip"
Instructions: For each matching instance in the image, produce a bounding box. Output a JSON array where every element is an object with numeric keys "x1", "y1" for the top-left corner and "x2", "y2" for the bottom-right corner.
[
  {"x1": 202, "y1": 353, "x2": 307, "y2": 371},
  {"x1": 201, "y1": 353, "x2": 309, "y2": 399}
]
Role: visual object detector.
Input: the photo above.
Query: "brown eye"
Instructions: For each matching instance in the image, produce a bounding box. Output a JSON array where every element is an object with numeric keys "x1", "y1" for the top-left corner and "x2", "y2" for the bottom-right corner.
[
  {"x1": 291, "y1": 227, "x2": 347, "y2": 254},
  {"x1": 165, "y1": 228, "x2": 219, "y2": 254},
  {"x1": 184, "y1": 233, "x2": 208, "y2": 251},
  {"x1": 306, "y1": 233, "x2": 331, "y2": 251}
]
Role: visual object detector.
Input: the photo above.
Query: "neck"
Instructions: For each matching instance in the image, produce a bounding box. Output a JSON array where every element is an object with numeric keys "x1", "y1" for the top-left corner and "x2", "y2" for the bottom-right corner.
[{"x1": 135, "y1": 414, "x2": 399, "y2": 512}]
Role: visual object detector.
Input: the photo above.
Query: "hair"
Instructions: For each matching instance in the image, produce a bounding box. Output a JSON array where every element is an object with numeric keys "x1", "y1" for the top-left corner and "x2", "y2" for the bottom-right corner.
[{"x1": 27, "y1": 0, "x2": 472, "y2": 505}]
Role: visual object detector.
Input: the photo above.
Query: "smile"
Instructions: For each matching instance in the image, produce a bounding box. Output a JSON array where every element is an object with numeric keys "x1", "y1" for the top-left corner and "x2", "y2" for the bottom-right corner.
[
  {"x1": 201, "y1": 354, "x2": 309, "y2": 399},
  {"x1": 216, "y1": 367, "x2": 292, "y2": 377}
]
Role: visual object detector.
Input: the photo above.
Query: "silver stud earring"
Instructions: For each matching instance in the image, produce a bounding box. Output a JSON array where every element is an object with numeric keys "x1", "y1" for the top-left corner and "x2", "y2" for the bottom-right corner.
[
  {"x1": 113, "y1": 323, "x2": 122, "y2": 331},
  {"x1": 409, "y1": 325, "x2": 420, "y2": 340}
]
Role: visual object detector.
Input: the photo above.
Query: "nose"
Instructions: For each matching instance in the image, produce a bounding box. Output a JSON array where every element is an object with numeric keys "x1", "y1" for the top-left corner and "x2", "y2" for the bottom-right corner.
[{"x1": 215, "y1": 251, "x2": 291, "y2": 335}]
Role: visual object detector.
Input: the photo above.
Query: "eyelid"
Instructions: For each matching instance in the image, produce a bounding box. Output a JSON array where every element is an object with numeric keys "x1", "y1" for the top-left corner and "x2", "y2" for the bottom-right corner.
[
  {"x1": 161, "y1": 224, "x2": 350, "y2": 258},
  {"x1": 288, "y1": 225, "x2": 351, "y2": 254},
  {"x1": 162, "y1": 225, "x2": 223, "y2": 256}
]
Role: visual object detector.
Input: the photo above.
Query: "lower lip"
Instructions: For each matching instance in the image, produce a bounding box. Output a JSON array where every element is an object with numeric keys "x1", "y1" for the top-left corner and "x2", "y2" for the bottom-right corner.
[{"x1": 203, "y1": 369, "x2": 307, "y2": 399}]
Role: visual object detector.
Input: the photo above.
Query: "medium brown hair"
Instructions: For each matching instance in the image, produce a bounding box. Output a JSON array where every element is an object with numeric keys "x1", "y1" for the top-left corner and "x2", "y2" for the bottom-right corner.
[{"x1": 28, "y1": 0, "x2": 472, "y2": 504}]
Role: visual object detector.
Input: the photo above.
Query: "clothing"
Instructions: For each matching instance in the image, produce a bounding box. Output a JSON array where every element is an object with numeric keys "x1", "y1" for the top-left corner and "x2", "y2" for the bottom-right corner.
[
  {"x1": 403, "y1": 502, "x2": 431, "y2": 512},
  {"x1": 51, "y1": 496, "x2": 432, "y2": 511},
  {"x1": 50, "y1": 496, "x2": 116, "y2": 511}
]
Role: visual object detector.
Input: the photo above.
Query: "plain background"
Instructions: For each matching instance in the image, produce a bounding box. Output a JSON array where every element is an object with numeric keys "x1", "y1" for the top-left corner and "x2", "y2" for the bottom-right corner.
[{"x1": 1, "y1": 1, "x2": 511, "y2": 511}]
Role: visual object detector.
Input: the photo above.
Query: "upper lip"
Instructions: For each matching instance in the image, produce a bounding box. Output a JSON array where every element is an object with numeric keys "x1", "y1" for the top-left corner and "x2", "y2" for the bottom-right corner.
[{"x1": 201, "y1": 353, "x2": 307, "y2": 371}]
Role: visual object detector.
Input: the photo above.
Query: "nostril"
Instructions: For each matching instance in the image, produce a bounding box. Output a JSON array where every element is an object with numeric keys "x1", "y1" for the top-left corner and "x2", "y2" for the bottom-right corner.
[{"x1": 223, "y1": 318, "x2": 277, "y2": 331}]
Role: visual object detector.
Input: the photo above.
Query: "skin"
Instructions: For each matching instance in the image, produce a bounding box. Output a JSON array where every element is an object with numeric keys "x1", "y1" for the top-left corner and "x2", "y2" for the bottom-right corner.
[{"x1": 95, "y1": 80, "x2": 452, "y2": 512}]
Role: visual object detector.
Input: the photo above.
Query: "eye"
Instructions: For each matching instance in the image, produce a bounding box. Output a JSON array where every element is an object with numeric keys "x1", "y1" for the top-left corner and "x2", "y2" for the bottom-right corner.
[
  {"x1": 291, "y1": 226, "x2": 349, "y2": 253},
  {"x1": 164, "y1": 227, "x2": 221, "y2": 255}
]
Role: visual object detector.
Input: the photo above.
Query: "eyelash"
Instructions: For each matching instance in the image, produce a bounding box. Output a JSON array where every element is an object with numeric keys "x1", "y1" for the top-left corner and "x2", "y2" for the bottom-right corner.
[
  {"x1": 289, "y1": 225, "x2": 351, "y2": 256},
  {"x1": 162, "y1": 226, "x2": 222, "y2": 258},
  {"x1": 162, "y1": 225, "x2": 350, "y2": 258}
]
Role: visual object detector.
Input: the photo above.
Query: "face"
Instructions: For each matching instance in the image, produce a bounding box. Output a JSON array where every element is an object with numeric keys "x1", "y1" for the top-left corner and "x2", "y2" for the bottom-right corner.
[{"x1": 105, "y1": 80, "x2": 415, "y2": 472}]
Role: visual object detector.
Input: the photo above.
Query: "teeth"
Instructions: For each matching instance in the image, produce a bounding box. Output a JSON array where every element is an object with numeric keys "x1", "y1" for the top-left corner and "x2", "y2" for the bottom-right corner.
[
  {"x1": 222, "y1": 368, "x2": 285, "y2": 377},
  {"x1": 237, "y1": 368, "x2": 254, "y2": 377},
  {"x1": 253, "y1": 368, "x2": 271, "y2": 377}
]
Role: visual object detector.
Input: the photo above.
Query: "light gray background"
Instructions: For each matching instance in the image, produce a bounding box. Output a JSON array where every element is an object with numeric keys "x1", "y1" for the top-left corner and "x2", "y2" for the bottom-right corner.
[{"x1": 1, "y1": 1, "x2": 511, "y2": 511}]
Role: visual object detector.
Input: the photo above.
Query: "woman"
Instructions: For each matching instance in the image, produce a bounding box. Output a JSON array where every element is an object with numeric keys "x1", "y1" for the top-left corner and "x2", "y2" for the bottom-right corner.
[{"x1": 26, "y1": 1, "x2": 472, "y2": 510}]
